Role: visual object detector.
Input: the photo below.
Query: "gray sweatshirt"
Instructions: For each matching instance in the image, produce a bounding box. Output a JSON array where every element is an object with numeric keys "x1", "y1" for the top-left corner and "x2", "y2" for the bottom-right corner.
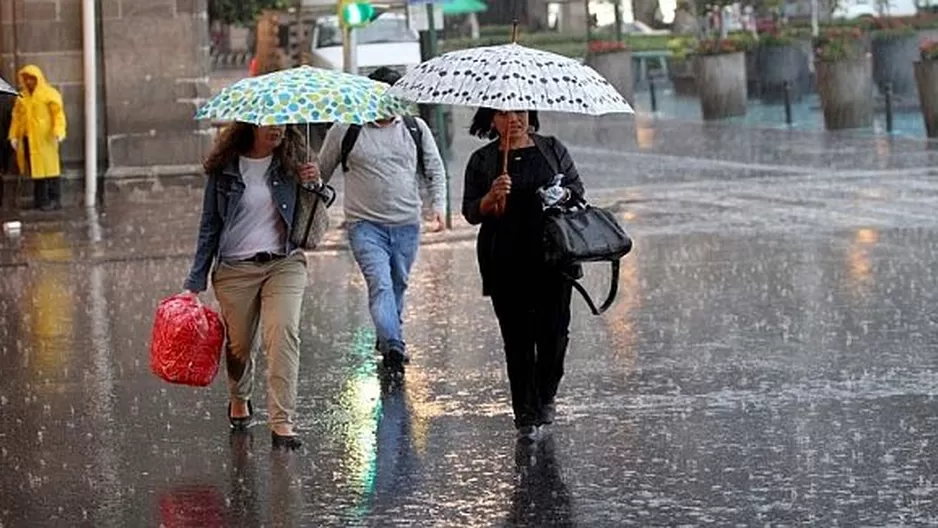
[{"x1": 318, "y1": 117, "x2": 447, "y2": 226}]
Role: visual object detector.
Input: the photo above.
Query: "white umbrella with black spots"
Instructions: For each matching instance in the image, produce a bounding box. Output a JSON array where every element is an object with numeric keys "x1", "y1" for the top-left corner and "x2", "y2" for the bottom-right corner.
[{"x1": 386, "y1": 42, "x2": 634, "y2": 116}]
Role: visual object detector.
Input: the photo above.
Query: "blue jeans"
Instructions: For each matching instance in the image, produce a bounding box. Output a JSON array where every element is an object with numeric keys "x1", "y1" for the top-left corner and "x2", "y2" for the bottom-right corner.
[{"x1": 347, "y1": 221, "x2": 420, "y2": 354}]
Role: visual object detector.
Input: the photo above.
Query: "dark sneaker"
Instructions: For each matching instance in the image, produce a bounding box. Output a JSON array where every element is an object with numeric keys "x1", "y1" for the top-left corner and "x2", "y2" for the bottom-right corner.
[
  {"x1": 516, "y1": 425, "x2": 539, "y2": 444},
  {"x1": 382, "y1": 347, "x2": 406, "y2": 377}
]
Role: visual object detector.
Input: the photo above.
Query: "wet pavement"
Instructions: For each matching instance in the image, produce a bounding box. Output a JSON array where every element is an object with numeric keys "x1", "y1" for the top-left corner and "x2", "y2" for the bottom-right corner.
[{"x1": 2, "y1": 113, "x2": 938, "y2": 526}]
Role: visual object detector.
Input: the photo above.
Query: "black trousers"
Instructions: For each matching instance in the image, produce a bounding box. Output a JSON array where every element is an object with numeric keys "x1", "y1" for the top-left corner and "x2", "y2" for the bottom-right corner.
[
  {"x1": 33, "y1": 177, "x2": 62, "y2": 209},
  {"x1": 21, "y1": 138, "x2": 61, "y2": 210},
  {"x1": 491, "y1": 275, "x2": 573, "y2": 428}
]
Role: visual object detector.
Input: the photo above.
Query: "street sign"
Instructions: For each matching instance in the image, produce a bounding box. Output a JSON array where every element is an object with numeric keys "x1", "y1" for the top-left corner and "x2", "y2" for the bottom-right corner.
[{"x1": 407, "y1": 2, "x2": 444, "y2": 32}]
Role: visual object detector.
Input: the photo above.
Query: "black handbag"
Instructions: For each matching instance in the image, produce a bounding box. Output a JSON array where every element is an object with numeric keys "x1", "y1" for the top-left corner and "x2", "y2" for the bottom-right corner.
[
  {"x1": 290, "y1": 183, "x2": 336, "y2": 250},
  {"x1": 534, "y1": 137, "x2": 633, "y2": 316},
  {"x1": 543, "y1": 200, "x2": 633, "y2": 315}
]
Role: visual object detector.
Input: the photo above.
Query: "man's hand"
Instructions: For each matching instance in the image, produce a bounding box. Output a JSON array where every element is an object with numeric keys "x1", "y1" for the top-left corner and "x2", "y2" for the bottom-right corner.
[
  {"x1": 9, "y1": 139, "x2": 18, "y2": 150},
  {"x1": 298, "y1": 162, "x2": 320, "y2": 184},
  {"x1": 429, "y1": 211, "x2": 446, "y2": 232}
]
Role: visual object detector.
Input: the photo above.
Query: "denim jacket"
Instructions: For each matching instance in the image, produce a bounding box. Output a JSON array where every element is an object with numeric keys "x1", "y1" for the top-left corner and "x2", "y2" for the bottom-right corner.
[{"x1": 183, "y1": 157, "x2": 300, "y2": 292}]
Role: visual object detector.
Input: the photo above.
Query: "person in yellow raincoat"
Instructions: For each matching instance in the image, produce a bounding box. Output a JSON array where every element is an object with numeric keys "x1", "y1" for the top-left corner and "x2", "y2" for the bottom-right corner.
[{"x1": 7, "y1": 65, "x2": 67, "y2": 210}]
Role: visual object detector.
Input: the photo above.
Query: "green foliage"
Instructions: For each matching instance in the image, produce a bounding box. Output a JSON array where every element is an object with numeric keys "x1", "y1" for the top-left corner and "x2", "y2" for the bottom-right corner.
[
  {"x1": 922, "y1": 39, "x2": 938, "y2": 60},
  {"x1": 667, "y1": 35, "x2": 696, "y2": 60},
  {"x1": 209, "y1": 0, "x2": 287, "y2": 25},
  {"x1": 441, "y1": 32, "x2": 671, "y2": 57},
  {"x1": 814, "y1": 26, "x2": 866, "y2": 62}
]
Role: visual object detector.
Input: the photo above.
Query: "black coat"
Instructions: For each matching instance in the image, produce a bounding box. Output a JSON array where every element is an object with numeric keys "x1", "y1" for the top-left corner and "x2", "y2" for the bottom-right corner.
[{"x1": 461, "y1": 134, "x2": 585, "y2": 296}]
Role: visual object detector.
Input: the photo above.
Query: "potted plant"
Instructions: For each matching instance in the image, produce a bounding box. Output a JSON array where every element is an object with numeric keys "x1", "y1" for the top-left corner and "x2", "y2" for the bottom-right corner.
[
  {"x1": 914, "y1": 39, "x2": 938, "y2": 137},
  {"x1": 728, "y1": 31, "x2": 760, "y2": 98},
  {"x1": 667, "y1": 36, "x2": 698, "y2": 96},
  {"x1": 871, "y1": 17, "x2": 919, "y2": 97},
  {"x1": 585, "y1": 40, "x2": 634, "y2": 104},
  {"x1": 815, "y1": 27, "x2": 873, "y2": 130},
  {"x1": 757, "y1": 28, "x2": 810, "y2": 102},
  {"x1": 693, "y1": 37, "x2": 750, "y2": 119}
]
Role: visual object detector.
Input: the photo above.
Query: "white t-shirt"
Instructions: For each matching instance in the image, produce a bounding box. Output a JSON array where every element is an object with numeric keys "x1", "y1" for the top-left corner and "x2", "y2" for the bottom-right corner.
[{"x1": 218, "y1": 155, "x2": 286, "y2": 260}]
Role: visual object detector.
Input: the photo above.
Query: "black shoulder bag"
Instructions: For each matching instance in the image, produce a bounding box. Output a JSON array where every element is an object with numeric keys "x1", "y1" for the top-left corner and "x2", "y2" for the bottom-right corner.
[{"x1": 536, "y1": 139, "x2": 633, "y2": 315}]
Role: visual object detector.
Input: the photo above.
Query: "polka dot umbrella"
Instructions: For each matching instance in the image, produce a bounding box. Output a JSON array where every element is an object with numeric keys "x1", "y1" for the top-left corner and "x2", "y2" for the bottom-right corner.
[
  {"x1": 385, "y1": 43, "x2": 634, "y2": 116},
  {"x1": 195, "y1": 65, "x2": 416, "y2": 126}
]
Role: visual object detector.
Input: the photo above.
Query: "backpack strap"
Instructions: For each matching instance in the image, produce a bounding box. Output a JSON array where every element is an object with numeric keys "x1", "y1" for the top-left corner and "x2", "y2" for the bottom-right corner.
[
  {"x1": 564, "y1": 260, "x2": 620, "y2": 316},
  {"x1": 340, "y1": 124, "x2": 362, "y2": 172},
  {"x1": 340, "y1": 118, "x2": 427, "y2": 180},
  {"x1": 402, "y1": 115, "x2": 426, "y2": 180}
]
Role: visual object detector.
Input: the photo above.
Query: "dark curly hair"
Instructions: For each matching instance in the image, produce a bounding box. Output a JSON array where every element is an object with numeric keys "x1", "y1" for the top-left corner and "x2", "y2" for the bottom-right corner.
[
  {"x1": 469, "y1": 108, "x2": 540, "y2": 140},
  {"x1": 203, "y1": 122, "x2": 308, "y2": 176}
]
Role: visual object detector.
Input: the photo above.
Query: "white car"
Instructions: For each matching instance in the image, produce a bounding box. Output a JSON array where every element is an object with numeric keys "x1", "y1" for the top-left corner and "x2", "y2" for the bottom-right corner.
[{"x1": 309, "y1": 12, "x2": 422, "y2": 77}]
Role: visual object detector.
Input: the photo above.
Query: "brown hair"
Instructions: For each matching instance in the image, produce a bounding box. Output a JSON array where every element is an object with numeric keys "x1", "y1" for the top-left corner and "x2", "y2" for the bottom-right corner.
[{"x1": 203, "y1": 122, "x2": 308, "y2": 176}]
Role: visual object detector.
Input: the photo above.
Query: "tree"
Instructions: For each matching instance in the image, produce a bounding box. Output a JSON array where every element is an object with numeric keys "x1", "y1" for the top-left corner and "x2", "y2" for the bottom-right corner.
[
  {"x1": 477, "y1": 0, "x2": 549, "y2": 31},
  {"x1": 632, "y1": 0, "x2": 663, "y2": 27},
  {"x1": 209, "y1": 0, "x2": 287, "y2": 26}
]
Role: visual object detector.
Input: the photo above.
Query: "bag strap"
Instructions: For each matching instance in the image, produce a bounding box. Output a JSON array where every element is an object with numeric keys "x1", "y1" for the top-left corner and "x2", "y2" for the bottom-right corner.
[
  {"x1": 340, "y1": 125, "x2": 362, "y2": 172},
  {"x1": 401, "y1": 115, "x2": 426, "y2": 180},
  {"x1": 340, "y1": 118, "x2": 426, "y2": 180},
  {"x1": 534, "y1": 135, "x2": 562, "y2": 176},
  {"x1": 564, "y1": 260, "x2": 620, "y2": 316}
]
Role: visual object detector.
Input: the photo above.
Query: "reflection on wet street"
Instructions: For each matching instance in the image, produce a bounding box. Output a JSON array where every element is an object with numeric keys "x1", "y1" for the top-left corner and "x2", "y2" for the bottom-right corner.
[{"x1": 2, "y1": 117, "x2": 938, "y2": 525}]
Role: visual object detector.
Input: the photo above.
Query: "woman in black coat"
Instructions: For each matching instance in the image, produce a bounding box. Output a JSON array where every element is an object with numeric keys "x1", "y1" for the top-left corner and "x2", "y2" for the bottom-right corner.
[{"x1": 461, "y1": 108, "x2": 585, "y2": 443}]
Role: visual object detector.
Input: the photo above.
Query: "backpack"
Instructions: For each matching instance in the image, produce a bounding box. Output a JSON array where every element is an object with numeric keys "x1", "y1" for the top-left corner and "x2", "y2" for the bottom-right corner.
[{"x1": 340, "y1": 116, "x2": 426, "y2": 179}]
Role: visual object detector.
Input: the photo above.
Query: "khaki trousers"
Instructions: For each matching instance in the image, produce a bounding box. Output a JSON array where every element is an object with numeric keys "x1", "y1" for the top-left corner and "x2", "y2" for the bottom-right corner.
[{"x1": 212, "y1": 253, "x2": 307, "y2": 429}]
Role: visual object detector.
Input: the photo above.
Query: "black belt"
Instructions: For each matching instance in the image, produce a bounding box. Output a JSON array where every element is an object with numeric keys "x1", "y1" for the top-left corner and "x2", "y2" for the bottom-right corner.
[{"x1": 240, "y1": 252, "x2": 285, "y2": 263}]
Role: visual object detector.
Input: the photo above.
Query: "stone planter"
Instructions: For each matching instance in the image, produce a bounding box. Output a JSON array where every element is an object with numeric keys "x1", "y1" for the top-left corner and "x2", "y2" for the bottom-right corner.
[
  {"x1": 758, "y1": 44, "x2": 809, "y2": 103},
  {"x1": 694, "y1": 52, "x2": 747, "y2": 120},
  {"x1": 745, "y1": 48, "x2": 760, "y2": 98},
  {"x1": 871, "y1": 33, "x2": 919, "y2": 97},
  {"x1": 669, "y1": 58, "x2": 697, "y2": 96},
  {"x1": 586, "y1": 50, "x2": 634, "y2": 106},
  {"x1": 914, "y1": 60, "x2": 938, "y2": 138},
  {"x1": 816, "y1": 57, "x2": 874, "y2": 130}
]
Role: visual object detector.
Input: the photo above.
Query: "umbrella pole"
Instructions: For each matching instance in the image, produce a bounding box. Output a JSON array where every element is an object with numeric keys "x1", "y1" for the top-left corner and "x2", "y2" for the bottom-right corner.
[{"x1": 511, "y1": 19, "x2": 519, "y2": 44}]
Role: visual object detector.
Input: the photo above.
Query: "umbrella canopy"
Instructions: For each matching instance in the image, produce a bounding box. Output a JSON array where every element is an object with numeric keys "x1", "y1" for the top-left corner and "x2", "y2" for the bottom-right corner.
[
  {"x1": 195, "y1": 65, "x2": 415, "y2": 125},
  {"x1": 0, "y1": 77, "x2": 16, "y2": 96},
  {"x1": 386, "y1": 43, "x2": 633, "y2": 115},
  {"x1": 442, "y1": 0, "x2": 487, "y2": 15}
]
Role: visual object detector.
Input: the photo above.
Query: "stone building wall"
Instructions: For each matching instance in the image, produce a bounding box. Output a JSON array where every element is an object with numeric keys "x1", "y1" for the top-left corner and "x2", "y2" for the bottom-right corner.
[{"x1": 0, "y1": 0, "x2": 212, "y2": 182}]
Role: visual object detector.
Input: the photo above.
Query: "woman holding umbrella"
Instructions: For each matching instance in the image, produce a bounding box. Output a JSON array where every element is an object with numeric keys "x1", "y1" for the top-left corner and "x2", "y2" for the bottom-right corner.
[
  {"x1": 462, "y1": 108, "x2": 584, "y2": 443},
  {"x1": 186, "y1": 65, "x2": 414, "y2": 451},
  {"x1": 386, "y1": 31, "x2": 633, "y2": 443}
]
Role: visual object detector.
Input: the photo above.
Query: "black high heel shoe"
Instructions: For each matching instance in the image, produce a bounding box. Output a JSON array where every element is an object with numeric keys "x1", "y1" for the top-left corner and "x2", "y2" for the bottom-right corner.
[
  {"x1": 271, "y1": 431, "x2": 303, "y2": 451},
  {"x1": 228, "y1": 400, "x2": 254, "y2": 430}
]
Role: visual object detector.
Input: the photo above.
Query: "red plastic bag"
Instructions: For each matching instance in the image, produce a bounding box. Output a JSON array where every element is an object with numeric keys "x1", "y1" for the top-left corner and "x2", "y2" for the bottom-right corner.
[{"x1": 149, "y1": 294, "x2": 224, "y2": 387}]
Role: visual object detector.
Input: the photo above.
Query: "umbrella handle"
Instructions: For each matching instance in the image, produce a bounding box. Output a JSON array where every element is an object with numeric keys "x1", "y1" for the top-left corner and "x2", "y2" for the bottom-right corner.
[{"x1": 501, "y1": 136, "x2": 509, "y2": 175}]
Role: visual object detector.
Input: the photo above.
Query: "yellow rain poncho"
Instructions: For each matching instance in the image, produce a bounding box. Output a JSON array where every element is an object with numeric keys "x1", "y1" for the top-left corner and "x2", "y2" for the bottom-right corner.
[{"x1": 8, "y1": 65, "x2": 67, "y2": 179}]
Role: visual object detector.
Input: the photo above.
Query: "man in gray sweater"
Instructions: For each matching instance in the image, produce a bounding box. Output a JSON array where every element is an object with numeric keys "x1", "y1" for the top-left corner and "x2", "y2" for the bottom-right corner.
[{"x1": 315, "y1": 68, "x2": 447, "y2": 377}]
